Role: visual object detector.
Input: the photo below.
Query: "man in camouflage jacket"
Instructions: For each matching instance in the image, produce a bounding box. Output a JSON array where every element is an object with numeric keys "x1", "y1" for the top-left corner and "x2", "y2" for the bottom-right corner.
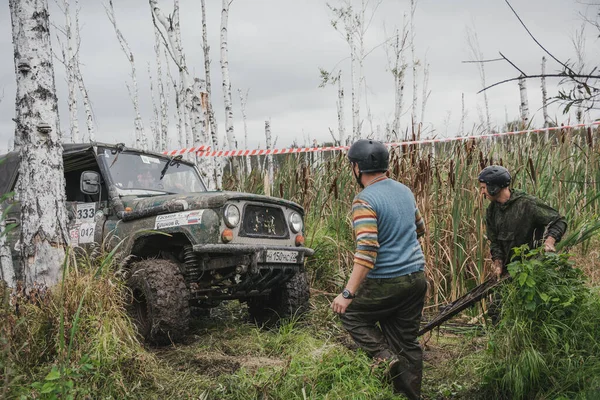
[{"x1": 479, "y1": 165, "x2": 567, "y2": 277}]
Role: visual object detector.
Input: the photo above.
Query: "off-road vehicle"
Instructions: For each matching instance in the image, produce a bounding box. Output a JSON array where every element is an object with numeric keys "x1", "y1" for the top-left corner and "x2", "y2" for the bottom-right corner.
[{"x1": 0, "y1": 143, "x2": 313, "y2": 344}]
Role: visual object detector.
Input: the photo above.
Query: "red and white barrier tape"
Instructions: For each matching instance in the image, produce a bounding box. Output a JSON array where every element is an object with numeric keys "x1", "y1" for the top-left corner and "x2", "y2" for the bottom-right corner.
[
  {"x1": 162, "y1": 144, "x2": 210, "y2": 156},
  {"x1": 164, "y1": 122, "x2": 600, "y2": 158}
]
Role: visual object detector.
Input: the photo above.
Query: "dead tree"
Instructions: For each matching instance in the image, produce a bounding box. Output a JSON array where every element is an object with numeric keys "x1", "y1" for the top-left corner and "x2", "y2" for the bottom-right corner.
[
  {"x1": 220, "y1": 0, "x2": 236, "y2": 149},
  {"x1": 73, "y1": 0, "x2": 94, "y2": 142},
  {"x1": 150, "y1": 0, "x2": 216, "y2": 187},
  {"x1": 9, "y1": 0, "x2": 68, "y2": 287},
  {"x1": 56, "y1": 0, "x2": 80, "y2": 143},
  {"x1": 385, "y1": 25, "x2": 408, "y2": 141},
  {"x1": 541, "y1": 56, "x2": 550, "y2": 129},
  {"x1": 518, "y1": 75, "x2": 529, "y2": 127},
  {"x1": 106, "y1": 0, "x2": 146, "y2": 150},
  {"x1": 151, "y1": 12, "x2": 169, "y2": 150},
  {"x1": 200, "y1": 0, "x2": 219, "y2": 151},
  {"x1": 466, "y1": 26, "x2": 493, "y2": 133},
  {"x1": 410, "y1": 0, "x2": 419, "y2": 138},
  {"x1": 337, "y1": 73, "x2": 346, "y2": 145},
  {"x1": 238, "y1": 88, "x2": 252, "y2": 175}
]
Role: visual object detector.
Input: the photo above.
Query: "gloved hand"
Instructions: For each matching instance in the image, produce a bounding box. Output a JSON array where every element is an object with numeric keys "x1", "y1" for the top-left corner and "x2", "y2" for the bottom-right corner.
[{"x1": 493, "y1": 259, "x2": 504, "y2": 279}]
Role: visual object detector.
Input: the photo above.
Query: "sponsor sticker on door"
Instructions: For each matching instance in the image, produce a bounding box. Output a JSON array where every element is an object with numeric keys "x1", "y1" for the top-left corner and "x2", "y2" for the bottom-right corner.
[{"x1": 155, "y1": 211, "x2": 204, "y2": 230}]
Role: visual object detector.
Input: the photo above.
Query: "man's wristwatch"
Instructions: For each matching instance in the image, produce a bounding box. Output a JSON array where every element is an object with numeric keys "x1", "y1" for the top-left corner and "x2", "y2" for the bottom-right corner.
[{"x1": 341, "y1": 288, "x2": 355, "y2": 299}]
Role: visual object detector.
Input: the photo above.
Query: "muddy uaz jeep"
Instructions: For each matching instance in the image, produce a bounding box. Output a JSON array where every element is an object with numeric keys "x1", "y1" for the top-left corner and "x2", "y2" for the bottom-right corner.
[{"x1": 0, "y1": 143, "x2": 313, "y2": 344}]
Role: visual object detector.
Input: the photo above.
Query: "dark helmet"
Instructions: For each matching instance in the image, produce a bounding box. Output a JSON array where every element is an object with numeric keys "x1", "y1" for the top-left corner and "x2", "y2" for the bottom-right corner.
[
  {"x1": 478, "y1": 165, "x2": 511, "y2": 196},
  {"x1": 347, "y1": 139, "x2": 389, "y2": 173}
]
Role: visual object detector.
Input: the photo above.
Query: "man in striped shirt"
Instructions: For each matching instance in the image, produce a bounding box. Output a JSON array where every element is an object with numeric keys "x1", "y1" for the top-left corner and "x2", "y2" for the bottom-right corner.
[{"x1": 331, "y1": 139, "x2": 427, "y2": 400}]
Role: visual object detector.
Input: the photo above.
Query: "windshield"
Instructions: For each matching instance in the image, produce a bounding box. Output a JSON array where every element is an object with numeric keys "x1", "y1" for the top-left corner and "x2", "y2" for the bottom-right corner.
[{"x1": 99, "y1": 148, "x2": 206, "y2": 195}]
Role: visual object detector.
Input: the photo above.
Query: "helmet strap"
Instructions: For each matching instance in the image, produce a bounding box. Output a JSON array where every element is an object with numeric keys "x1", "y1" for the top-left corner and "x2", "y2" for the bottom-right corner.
[{"x1": 351, "y1": 164, "x2": 364, "y2": 188}]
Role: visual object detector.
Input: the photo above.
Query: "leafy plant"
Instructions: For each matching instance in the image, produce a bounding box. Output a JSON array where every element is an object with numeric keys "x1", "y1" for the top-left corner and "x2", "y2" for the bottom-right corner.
[{"x1": 480, "y1": 247, "x2": 600, "y2": 399}]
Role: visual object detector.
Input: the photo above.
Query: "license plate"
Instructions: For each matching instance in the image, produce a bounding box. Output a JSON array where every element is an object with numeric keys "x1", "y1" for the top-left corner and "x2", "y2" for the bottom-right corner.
[{"x1": 265, "y1": 250, "x2": 299, "y2": 264}]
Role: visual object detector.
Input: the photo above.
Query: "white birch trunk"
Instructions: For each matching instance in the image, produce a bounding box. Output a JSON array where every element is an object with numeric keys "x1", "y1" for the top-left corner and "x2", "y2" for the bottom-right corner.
[
  {"x1": 152, "y1": 18, "x2": 168, "y2": 150},
  {"x1": 73, "y1": 0, "x2": 94, "y2": 142},
  {"x1": 518, "y1": 75, "x2": 529, "y2": 128},
  {"x1": 336, "y1": 74, "x2": 346, "y2": 145},
  {"x1": 460, "y1": 92, "x2": 466, "y2": 135},
  {"x1": 410, "y1": 0, "x2": 419, "y2": 138},
  {"x1": 220, "y1": 0, "x2": 237, "y2": 150},
  {"x1": 420, "y1": 60, "x2": 430, "y2": 134},
  {"x1": 238, "y1": 88, "x2": 252, "y2": 175},
  {"x1": 9, "y1": 0, "x2": 68, "y2": 287},
  {"x1": 200, "y1": 0, "x2": 219, "y2": 151},
  {"x1": 148, "y1": 62, "x2": 160, "y2": 151},
  {"x1": 0, "y1": 203, "x2": 15, "y2": 288},
  {"x1": 199, "y1": 0, "x2": 220, "y2": 190},
  {"x1": 61, "y1": 0, "x2": 80, "y2": 143},
  {"x1": 172, "y1": 0, "x2": 193, "y2": 152},
  {"x1": 391, "y1": 26, "x2": 407, "y2": 141},
  {"x1": 265, "y1": 120, "x2": 273, "y2": 196},
  {"x1": 541, "y1": 56, "x2": 550, "y2": 130},
  {"x1": 107, "y1": 0, "x2": 146, "y2": 149}
]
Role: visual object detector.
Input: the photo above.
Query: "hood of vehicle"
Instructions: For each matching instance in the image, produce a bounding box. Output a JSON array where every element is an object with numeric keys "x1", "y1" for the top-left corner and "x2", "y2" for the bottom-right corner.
[{"x1": 120, "y1": 191, "x2": 304, "y2": 216}]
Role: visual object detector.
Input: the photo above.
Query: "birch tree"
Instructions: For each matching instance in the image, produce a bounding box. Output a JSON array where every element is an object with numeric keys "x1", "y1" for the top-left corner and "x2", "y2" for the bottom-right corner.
[
  {"x1": 386, "y1": 25, "x2": 408, "y2": 140},
  {"x1": 106, "y1": 0, "x2": 146, "y2": 150},
  {"x1": 466, "y1": 26, "x2": 492, "y2": 133},
  {"x1": 56, "y1": 0, "x2": 80, "y2": 143},
  {"x1": 328, "y1": 0, "x2": 382, "y2": 140},
  {"x1": 518, "y1": 75, "x2": 529, "y2": 128},
  {"x1": 0, "y1": 201, "x2": 15, "y2": 288},
  {"x1": 201, "y1": 0, "x2": 219, "y2": 150},
  {"x1": 151, "y1": 13, "x2": 169, "y2": 150},
  {"x1": 336, "y1": 73, "x2": 346, "y2": 145},
  {"x1": 9, "y1": 0, "x2": 68, "y2": 287},
  {"x1": 220, "y1": 0, "x2": 237, "y2": 150},
  {"x1": 150, "y1": 0, "x2": 215, "y2": 187},
  {"x1": 541, "y1": 56, "x2": 550, "y2": 129},
  {"x1": 73, "y1": 0, "x2": 94, "y2": 142},
  {"x1": 238, "y1": 88, "x2": 252, "y2": 175},
  {"x1": 264, "y1": 120, "x2": 274, "y2": 196},
  {"x1": 410, "y1": 0, "x2": 419, "y2": 137},
  {"x1": 0, "y1": 94, "x2": 14, "y2": 287},
  {"x1": 328, "y1": 1, "x2": 360, "y2": 140}
]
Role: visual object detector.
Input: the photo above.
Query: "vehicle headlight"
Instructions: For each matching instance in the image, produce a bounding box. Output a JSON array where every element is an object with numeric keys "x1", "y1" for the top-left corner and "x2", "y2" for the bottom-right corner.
[
  {"x1": 289, "y1": 212, "x2": 303, "y2": 233},
  {"x1": 224, "y1": 204, "x2": 240, "y2": 228}
]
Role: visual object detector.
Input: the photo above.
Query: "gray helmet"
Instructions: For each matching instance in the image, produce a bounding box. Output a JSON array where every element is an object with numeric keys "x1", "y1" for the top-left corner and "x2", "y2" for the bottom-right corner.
[
  {"x1": 478, "y1": 165, "x2": 511, "y2": 196},
  {"x1": 347, "y1": 139, "x2": 389, "y2": 173}
]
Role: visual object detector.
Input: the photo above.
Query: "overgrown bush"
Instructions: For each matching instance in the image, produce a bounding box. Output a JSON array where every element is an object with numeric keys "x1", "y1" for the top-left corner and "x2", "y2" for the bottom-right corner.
[{"x1": 480, "y1": 247, "x2": 600, "y2": 399}]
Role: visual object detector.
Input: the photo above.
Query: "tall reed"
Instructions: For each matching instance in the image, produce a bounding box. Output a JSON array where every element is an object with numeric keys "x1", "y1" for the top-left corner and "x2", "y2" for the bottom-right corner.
[{"x1": 224, "y1": 127, "x2": 600, "y2": 307}]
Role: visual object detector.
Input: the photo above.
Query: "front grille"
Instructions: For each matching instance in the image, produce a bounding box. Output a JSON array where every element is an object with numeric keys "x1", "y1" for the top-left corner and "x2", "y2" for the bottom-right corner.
[{"x1": 240, "y1": 205, "x2": 288, "y2": 238}]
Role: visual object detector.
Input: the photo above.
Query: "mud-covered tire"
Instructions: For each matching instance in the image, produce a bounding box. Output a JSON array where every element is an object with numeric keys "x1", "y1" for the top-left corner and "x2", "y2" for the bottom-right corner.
[
  {"x1": 247, "y1": 270, "x2": 310, "y2": 325},
  {"x1": 126, "y1": 259, "x2": 190, "y2": 345}
]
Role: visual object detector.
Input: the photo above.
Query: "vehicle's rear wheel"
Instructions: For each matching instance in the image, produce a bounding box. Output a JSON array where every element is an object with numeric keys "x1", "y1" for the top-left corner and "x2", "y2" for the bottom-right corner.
[
  {"x1": 247, "y1": 269, "x2": 310, "y2": 325},
  {"x1": 126, "y1": 259, "x2": 190, "y2": 345}
]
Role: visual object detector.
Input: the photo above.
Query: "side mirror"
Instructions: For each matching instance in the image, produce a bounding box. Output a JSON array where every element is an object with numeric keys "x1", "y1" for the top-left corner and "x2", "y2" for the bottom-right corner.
[{"x1": 80, "y1": 171, "x2": 100, "y2": 195}]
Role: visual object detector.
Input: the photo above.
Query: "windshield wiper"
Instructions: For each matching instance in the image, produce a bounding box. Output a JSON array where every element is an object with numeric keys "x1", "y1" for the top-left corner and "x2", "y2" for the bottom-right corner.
[{"x1": 160, "y1": 154, "x2": 183, "y2": 180}]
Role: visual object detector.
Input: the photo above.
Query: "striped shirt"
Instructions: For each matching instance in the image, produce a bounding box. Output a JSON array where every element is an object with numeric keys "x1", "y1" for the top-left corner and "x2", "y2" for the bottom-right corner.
[{"x1": 352, "y1": 178, "x2": 426, "y2": 272}]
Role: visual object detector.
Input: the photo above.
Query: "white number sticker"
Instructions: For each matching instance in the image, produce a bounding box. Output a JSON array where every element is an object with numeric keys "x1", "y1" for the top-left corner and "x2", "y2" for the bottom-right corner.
[
  {"x1": 76, "y1": 203, "x2": 96, "y2": 222},
  {"x1": 79, "y1": 223, "x2": 95, "y2": 244}
]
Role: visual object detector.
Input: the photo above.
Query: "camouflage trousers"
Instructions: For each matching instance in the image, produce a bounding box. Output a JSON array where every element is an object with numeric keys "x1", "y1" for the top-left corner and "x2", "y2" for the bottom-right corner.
[{"x1": 340, "y1": 271, "x2": 427, "y2": 400}]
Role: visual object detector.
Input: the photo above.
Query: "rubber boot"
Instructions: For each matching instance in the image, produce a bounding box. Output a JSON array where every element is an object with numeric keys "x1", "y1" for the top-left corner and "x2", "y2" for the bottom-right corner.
[{"x1": 389, "y1": 358, "x2": 422, "y2": 400}]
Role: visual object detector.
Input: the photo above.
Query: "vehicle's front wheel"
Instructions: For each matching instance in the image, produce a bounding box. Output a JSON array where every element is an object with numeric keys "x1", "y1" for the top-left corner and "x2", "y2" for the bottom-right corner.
[
  {"x1": 126, "y1": 259, "x2": 190, "y2": 345},
  {"x1": 247, "y1": 269, "x2": 310, "y2": 325}
]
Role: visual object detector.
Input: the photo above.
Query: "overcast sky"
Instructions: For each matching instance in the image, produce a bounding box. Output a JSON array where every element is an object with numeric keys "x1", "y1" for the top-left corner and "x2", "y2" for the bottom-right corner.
[{"x1": 0, "y1": 0, "x2": 598, "y2": 153}]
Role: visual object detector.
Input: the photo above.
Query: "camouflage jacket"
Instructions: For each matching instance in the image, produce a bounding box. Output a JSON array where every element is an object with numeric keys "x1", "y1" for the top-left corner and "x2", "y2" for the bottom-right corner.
[{"x1": 485, "y1": 190, "x2": 567, "y2": 265}]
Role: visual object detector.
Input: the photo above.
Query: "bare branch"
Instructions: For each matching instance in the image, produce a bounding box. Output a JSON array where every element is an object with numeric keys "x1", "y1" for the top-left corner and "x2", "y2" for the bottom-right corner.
[
  {"x1": 499, "y1": 51, "x2": 527, "y2": 76},
  {"x1": 504, "y1": 0, "x2": 575, "y2": 74},
  {"x1": 478, "y1": 73, "x2": 600, "y2": 93}
]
